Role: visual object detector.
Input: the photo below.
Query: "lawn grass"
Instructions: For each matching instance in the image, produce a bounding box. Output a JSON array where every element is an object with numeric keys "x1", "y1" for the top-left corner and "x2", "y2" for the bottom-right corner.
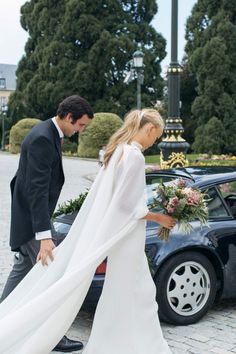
[
  {"x1": 145, "y1": 154, "x2": 236, "y2": 166},
  {"x1": 145, "y1": 154, "x2": 199, "y2": 164}
]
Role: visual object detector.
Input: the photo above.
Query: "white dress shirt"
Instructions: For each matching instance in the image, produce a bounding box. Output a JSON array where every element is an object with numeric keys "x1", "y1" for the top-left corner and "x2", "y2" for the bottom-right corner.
[{"x1": 35, "y1": 117, "x2": 64, "y2": 241}]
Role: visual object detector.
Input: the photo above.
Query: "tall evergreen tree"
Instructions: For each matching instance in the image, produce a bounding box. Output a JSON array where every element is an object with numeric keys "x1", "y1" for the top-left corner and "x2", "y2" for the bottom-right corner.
[
  {"x1": 184, "y1": 0, "x2": 236, "y2": 154},
  {"x1": 192, "y1": 116, "x2": 226, "y2": 154},
  {"x1": 9, "y1": 0, "x2": 166, "y2": 121},
  {"x1": 180, "y1": 56, "x2": 198, "y2": 149}
]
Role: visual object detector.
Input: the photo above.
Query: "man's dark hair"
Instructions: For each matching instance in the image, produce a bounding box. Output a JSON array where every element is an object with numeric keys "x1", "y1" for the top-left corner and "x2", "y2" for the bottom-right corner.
[{"x1": 57, "y1": 95, "x2": 93, "y2": 122}]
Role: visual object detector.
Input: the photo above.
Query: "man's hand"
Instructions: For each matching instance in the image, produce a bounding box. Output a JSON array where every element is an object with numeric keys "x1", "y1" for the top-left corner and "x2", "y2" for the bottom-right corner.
[
  {"x1": 155, "y1": 214, "x2": 177, "y2": 229},
  {"x1": 37, "y1": 239, "x2": 55, "y2": 266}
]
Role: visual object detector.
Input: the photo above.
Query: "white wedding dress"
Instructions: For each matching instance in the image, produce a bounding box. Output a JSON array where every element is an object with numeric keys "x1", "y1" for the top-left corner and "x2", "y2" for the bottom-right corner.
[{"x1": 0, "y1": 143, "x2": 171, "y2": 354}]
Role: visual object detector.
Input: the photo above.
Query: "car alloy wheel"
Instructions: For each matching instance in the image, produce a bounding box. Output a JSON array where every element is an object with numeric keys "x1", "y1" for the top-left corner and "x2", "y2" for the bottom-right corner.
[
  {"x1": 167, "y1": 261, "x2": 211, "y2": 316},
  {"x1": 155, "y1": 251, "x2": 217, "y2": 325}
]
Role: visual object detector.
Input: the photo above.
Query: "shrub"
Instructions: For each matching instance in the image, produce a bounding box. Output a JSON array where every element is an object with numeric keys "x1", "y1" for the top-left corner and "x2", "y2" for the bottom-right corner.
[
  {"x1": 144, "y1": 142, "x2": 160, "y2": 156},
  {"x1": 53, "y1": 191, "x2": 89, "y2": 218},
  {"x1": 78, "y1": 112, "x2": 123, "y2": 158},
  {"x1": 9, "y1": 118, "x2": 41, "y2": 154},
  {"x1": 192, "y1": 117, "x2": 226, "y2": 155},
  {"x1": 62, "y1": 138, "x2": 78, "y2": 154}
]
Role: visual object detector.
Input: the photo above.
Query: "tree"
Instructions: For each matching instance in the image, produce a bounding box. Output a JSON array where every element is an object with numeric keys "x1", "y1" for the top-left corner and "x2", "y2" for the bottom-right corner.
[
  {"x1": 184, "y1": 0, "x2": 236, "y2": 154},
  {"x1": 192, "y1": 117, "x2": 226, "y2": 154},
  {"x1": 180, "y1": 56, "x2": 198, "y2": 149},
  {"x1": 9, "y1": 0, "x2": 166, "y2": 121}
]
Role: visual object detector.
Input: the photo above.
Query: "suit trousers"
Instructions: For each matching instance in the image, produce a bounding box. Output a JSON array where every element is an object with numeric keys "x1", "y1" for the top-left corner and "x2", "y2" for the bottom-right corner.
[{"x1": 0, "y1": 238, "x2": 40, "y2": 302}]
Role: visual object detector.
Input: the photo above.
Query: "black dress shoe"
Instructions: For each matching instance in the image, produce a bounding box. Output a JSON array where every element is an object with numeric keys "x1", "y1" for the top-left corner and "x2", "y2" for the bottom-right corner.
[{"x1": 53, "y1": 335, "x2": 84, "y2": 352}]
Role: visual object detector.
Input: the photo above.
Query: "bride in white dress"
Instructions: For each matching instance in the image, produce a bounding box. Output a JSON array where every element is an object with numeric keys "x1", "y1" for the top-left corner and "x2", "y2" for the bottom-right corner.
[{"x1": 0, "y1": 108, "x2": 176, "y2": 354}]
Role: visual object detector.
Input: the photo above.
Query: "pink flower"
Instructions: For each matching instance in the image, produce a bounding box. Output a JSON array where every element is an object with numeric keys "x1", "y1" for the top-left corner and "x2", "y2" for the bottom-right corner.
[
  {"x1": 178, "y1": 179, "x2": 187, "y2": 188},
  {"x1": 170, "y1": 197, "x2": 180, "y2": 206},
  {"x1": 183, "y1": 188, "x2": 201, "y2": 205},
  {"x1": 167, "y1": 206, "x2": 175, "y2": 214},
  {"x1": 182, "y1": 187, "x2": 192, "y2": 195}
]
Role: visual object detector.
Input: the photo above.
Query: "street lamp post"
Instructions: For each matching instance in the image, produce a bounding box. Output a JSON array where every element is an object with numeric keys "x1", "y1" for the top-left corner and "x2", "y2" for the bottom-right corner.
[
  {"x1": 1, "y1": 104, "x2": 7, "y2": 151},
  {"x1": 133, "y1": 50, "x2": 144, "y2": 110},
  {"x1": 158, "y1": 0, "x2": 189, "y2": 169}
]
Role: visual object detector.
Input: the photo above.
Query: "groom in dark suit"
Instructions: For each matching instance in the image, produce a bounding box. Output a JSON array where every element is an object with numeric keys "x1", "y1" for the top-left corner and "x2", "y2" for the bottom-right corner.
[{"x1": 1, "y1": 95, "x2": 93, "y2": 352}]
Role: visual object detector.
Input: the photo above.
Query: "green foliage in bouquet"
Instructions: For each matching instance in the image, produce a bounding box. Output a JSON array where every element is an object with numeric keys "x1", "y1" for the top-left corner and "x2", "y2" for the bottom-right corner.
[{"x1": 150, "y1": 179, "x2": 209, "y2": 241}]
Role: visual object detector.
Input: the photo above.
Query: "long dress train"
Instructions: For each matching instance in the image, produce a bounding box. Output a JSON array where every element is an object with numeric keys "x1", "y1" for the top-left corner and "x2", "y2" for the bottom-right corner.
[{"x1": 0, "y1": 143, "x2": 171, "y2": 354}]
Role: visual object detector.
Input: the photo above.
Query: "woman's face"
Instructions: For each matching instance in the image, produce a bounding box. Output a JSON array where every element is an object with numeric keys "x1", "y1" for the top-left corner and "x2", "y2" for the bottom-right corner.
[{"x1": 143, "y1": 124, "x2": 163, "y2": 149}]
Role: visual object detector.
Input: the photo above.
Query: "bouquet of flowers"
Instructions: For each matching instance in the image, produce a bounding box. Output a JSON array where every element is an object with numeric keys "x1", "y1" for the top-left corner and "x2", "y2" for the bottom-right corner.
[{"x1": 150, "y1": 179, "x2": 209, "y2": 241}]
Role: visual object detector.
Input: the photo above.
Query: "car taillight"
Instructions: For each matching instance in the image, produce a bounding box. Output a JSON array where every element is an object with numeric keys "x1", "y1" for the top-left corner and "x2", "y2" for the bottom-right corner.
[{"x1": 95, "y1": 260, "x2": 107, "y2": 275}]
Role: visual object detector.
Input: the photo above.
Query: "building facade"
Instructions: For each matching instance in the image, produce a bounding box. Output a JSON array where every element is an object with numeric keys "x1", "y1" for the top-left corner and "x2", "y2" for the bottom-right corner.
[{"x1": 0, "y1": 64, "x2": 17, "y2": 109}]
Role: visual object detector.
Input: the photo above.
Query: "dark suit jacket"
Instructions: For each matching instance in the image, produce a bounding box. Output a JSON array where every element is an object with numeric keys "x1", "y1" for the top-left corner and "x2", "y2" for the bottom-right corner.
[{"x1": 10, "y1": 119, "x2": 65, "y2": 251}]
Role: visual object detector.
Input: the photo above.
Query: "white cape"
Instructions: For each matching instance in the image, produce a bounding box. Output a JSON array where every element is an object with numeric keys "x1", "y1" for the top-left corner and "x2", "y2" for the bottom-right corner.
[{"x1": 0, "y1": 143, "x2": 171, "y2": 354}]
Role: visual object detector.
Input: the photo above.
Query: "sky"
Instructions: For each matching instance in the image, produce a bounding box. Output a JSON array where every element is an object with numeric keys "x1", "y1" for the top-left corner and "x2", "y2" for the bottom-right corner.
[
  {"x1": 0, "y1": 0, "x2": 197, "y2": 73},
  {"x1": 154, "y1": 0, "x2": 197, "y2": 71}
]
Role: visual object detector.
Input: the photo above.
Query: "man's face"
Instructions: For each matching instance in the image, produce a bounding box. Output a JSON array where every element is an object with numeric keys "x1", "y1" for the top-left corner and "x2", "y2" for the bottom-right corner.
[{"x1": 63, "y1": 114, "x2": 91, "y2": 137}]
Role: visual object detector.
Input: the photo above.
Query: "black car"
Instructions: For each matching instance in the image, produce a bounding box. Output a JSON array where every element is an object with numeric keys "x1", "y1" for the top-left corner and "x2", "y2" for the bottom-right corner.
[{"x1": 53, "y1": 166, "x2": 236, "y2": 325}]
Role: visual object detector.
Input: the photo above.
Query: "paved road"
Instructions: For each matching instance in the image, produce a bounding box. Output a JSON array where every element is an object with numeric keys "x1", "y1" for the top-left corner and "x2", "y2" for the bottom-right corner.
[{"x1": 1, "y1": 152, "x2": 236, "y2": 354}]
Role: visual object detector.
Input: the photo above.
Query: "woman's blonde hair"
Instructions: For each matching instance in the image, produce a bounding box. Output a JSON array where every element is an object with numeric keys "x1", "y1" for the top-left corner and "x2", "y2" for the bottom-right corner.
[{"x1": 103, "y1": 108, "x2": 164, "y2": 167}]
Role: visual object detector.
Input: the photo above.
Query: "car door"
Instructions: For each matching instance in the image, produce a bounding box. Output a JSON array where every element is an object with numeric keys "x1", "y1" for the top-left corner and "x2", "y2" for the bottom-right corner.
[
  {"x1": 145, "y1": 173, "x2": 193, "y2": 229},
  {"x1": 204, "y1": 181, "x2": 236, "y2": 298},
  {"x1": 144, "y1": 173, "x2": 193, "y2": 269}
]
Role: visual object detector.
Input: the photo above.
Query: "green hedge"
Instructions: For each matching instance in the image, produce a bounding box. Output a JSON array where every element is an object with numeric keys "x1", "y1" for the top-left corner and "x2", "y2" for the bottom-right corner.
[
  {"x1": 53, "y1": 191, "x2": 88, "y2": 217},
  {"x1": 9, "y1": 118, "x2": 41, "y2": 154},
  {"x1": 78, "y1": 112, "x2": 123, "y2": 158},
  {"x1": 62, "y1": 138, "x2": 78, "y2": 154}
]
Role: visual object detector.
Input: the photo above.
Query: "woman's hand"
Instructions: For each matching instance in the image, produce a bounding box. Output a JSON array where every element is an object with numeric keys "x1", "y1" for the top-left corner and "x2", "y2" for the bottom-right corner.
[
  {"x1": 155, "y1": 213, "x2": 176, "y2": 229},
  {"x1": 143, "y1": 211, "x2": 176, "y2": 229}
]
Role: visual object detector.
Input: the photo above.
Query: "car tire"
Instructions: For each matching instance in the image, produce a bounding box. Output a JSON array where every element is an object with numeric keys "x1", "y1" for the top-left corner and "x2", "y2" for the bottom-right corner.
[{"x1": 155, "y1": 251, "x2": 217, "y2": 325}]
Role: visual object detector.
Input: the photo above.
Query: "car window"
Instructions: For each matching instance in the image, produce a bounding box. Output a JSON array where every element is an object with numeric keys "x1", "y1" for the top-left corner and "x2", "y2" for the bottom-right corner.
[
  {"x1": 205, "y1": 187, "x2": 229, "y2": 218},
  {"x1": 52, "y1": 221, "x2": 72, "y2": 246},
  {"x1": 145, "y1": 175, "x2": 190, "y2": 210},
  {"x1": 146, "y1": 176, "x2": 175, "y2": 209},
  {"x1": 53, "y1": 221, "x2": 71, "y2": 236},
  {"x1": 218, "y1": 181, "x2": 236, "y2": 195},
  {"x1": 146, "y1": 175, "x2": 181, "y2": 186},
  {"x1": 218, "y1": 181, "x2": 236, "y2": 218}
]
